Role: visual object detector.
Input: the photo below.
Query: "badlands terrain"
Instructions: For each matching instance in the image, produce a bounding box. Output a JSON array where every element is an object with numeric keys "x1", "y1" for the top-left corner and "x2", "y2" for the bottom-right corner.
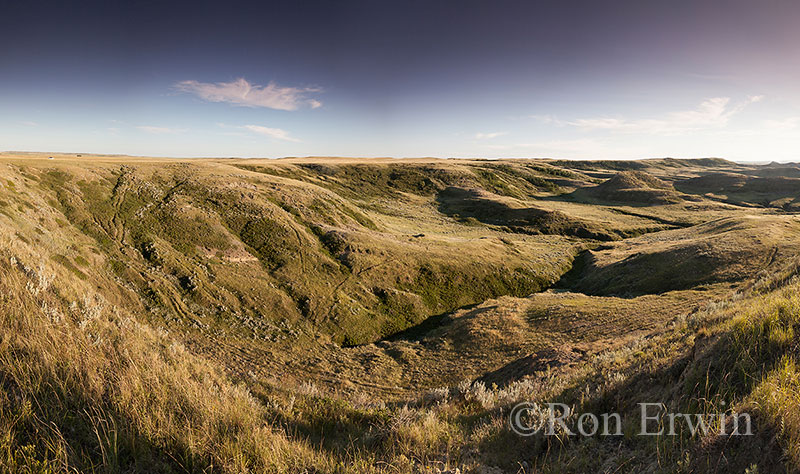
[{"x1": 2, "y1": 152, "x2": 800, "y2": 472}]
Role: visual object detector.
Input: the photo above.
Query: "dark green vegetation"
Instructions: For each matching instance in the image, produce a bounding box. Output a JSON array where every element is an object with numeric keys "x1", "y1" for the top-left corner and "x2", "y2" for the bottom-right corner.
[{"x1": 4, "y1": 153, "x2": 800, "y2": 472}]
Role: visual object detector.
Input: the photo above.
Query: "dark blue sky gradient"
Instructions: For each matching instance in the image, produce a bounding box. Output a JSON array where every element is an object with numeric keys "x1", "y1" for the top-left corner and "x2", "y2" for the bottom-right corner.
[{"x1": 2, "y1": 0, "x2": 799, "y2": 159}]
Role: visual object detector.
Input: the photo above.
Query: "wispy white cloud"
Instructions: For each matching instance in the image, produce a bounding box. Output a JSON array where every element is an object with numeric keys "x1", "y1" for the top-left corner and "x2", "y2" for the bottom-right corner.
[
  {"x1": 528, "y1": 115, "x2": 563, "y2": 125},
  {"x1": 19, "y1": 121, "x2": 38, "y2": 127},
  {"x1": 474, "y1": 131, "x2": 507, "y2": 139},
  {"x1": 136, "y1": 125, "x2": 186, "y2": 134},
  {"x1": 175, "y1": 78, "x2": 322, "y2": 111},
  {"x1": 763, "y1": 116, "x2": 800, "y2": 131},
  {"x1": 565, "y1": 96, "x2": 764, "y2": 135},
  {"x1": 243, "y1": 125, "x2": 300, "y2": 142}
]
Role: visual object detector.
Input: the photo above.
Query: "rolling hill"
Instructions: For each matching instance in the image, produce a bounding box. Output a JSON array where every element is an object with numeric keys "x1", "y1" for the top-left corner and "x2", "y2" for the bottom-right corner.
[{"x1": 3, "y1": 152, "x2": 800, "y2": 473}]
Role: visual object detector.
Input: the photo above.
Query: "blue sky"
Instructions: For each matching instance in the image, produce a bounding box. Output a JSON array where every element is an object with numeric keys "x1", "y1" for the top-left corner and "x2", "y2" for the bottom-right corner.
[{"x1": 2, "y1": 0, "x2": 800, "y2": 160}]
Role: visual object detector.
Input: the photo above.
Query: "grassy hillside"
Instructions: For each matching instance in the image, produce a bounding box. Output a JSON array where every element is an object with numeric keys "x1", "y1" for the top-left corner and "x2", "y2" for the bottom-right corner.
[
  {"x1": 5, "y1": 157, "x2": 581, "y2": 346},
  {"x1": 575, "y1": 170, "x2": 690, "y2": 205},
  {"x1": 3, "y1": 153, "x2": 800, "y2": 472}
]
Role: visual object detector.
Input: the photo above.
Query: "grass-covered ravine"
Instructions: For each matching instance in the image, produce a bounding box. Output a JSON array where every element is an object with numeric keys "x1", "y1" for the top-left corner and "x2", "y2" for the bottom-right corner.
[
  {"x1": 3, "y1": 153, "x2": 800, "y2": 472},
  {"x1": 32, "y1": 161, "x2": 576, "y2": 345}
]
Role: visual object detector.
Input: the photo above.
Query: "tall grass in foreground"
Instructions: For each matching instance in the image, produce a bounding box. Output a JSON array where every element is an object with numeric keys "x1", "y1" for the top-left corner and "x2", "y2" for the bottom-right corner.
[
  {"x1": 0, "y1": 249, "x2": 350, "y2": 473},
  {"x1": 729, "y1": 284, "x2": 800, "y2": 469}
]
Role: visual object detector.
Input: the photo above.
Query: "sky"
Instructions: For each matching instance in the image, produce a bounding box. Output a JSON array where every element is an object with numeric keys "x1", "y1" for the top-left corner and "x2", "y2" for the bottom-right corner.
[{"x1": 2, "y1": 0, "x2": 800, "y2": 161}]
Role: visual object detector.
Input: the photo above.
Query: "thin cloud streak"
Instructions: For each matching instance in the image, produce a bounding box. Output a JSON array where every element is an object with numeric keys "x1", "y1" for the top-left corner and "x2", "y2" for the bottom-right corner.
[
  {"x1": 475, "y1": 131, "x2": 507, "y2": 139},
  {"x1": 487, "y1": 138, "x2": 611, "y2": 153},
  {"x1": 566, "y1": 96, "x2": 764, "y2": 135},
  {"x1": 175, "y1": 78, "x2": 322, "y2": 111},
  {"x1": 137, "y1": 125, "x2": 186, "y2": 134},
  {"x1": 763, "y1": 117, "x2": 800, "y2": 131},
  {"x1": 243, "y1": 125, "x2": 300, "y2": 142}
]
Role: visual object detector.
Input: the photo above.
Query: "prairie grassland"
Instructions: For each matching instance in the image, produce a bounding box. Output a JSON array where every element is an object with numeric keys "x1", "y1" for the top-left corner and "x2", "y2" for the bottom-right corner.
[{"x1": 2, "y1": 153, "x2": 800, "y2": 472}]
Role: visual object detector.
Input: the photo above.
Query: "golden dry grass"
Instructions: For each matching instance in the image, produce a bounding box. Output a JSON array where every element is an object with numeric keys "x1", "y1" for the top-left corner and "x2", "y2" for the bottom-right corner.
[{"x1": 2, "y1": 153, "x2": 800, "y2": 472}]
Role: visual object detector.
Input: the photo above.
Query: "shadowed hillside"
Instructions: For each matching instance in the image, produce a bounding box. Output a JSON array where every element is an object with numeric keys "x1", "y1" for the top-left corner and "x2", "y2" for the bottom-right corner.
[
  {"x1": 570, "y1": 216, "x2": 800, "y2": 295},
  {"x1": 578, "y1": 170, "x2": 689, "y2": 205},
  {"x1": 676, "y1": 172, "x2": 800, "y2": 209},
  {"x1": 435, "y1": 186, "x2": 627, "y2": 240}
]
